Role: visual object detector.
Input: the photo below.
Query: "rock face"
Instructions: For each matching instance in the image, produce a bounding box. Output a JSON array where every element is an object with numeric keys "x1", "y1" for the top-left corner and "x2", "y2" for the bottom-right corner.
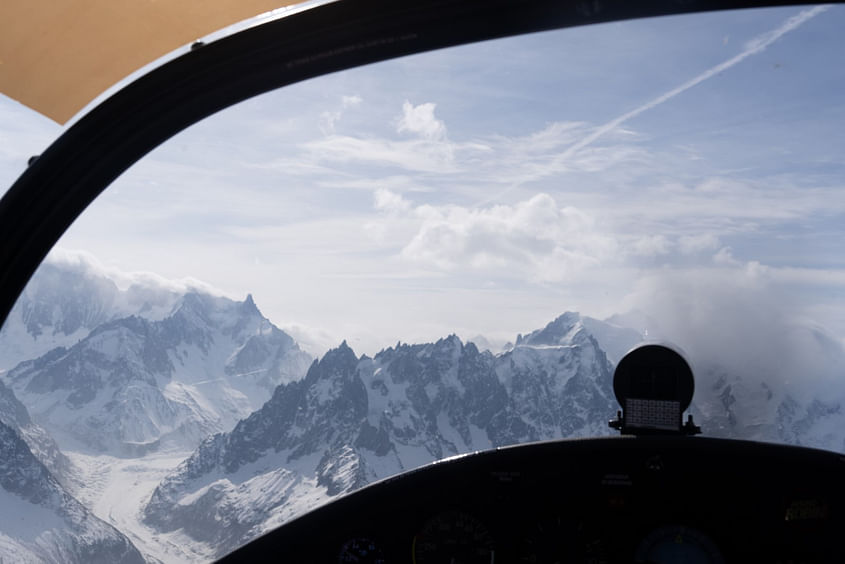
[
  {"x1": 0, "y1": 420, "x2": 145, "y2": 564},
  {"x1": 0, "y1": 380, "x2": 71, "y2": 486},
  {"x1": 3, "y1": 291, "x2": 312, "y2": 455},
  {"x1": 145, "y1": 313, "x2": 619, "y2": 557}
]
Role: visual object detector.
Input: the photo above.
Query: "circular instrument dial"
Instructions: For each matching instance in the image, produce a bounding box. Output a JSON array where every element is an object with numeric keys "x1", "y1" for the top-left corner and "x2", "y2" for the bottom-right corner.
[{"x1": 635, "y1": 525, "x2": 725, "y2": 564}]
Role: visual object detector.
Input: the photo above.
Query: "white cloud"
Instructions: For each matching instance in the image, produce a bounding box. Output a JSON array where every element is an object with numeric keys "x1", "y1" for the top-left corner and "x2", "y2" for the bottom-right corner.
[
  {"x1": 305, "y1": 134, "x2": 458, "y2": 173},
  {"x1": 679, "y1": 233, "x2": 720, "y2": 254},
  {"x1": 278, "y1": 322, "x2": 343, "y2": 358},
  {"x1": 319, "y1": 94, "x2": 364, "y2": 134},
  {"x1": 713, "y1": 246, "x2": 740, "y2": 266},
  {"x1": 621, "y1": 260, "x2": 845, "y2": 401},
  {"x1": 373, "y1": 188, "x2": 412, "y2": 213},
  {"x1": 342, "y1": 95, "x2": 362, "y2": 108},
  {"x1": 44, "y1": 248, "x2": 230, "y2": 296},
  {"x1": 397, "y1": 101, "x2": 447, "y2": 140},
  {"x1": 387, "y1": 193, "x2": 617, "y2": 281},
  {"x1": 629, "y1": 234, "x2": 672, "y2": 257}
]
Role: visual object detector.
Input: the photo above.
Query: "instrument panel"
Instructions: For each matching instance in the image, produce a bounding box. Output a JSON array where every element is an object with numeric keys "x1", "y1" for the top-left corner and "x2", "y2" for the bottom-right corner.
[{"x1": 218, "y1": 436, "x2": 845, "y2": 563}]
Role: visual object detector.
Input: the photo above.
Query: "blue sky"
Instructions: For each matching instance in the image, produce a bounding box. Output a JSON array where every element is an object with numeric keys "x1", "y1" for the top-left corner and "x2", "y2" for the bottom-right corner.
[{"x1": 1, "y1": 4, "x2": 844, "y2": 358}]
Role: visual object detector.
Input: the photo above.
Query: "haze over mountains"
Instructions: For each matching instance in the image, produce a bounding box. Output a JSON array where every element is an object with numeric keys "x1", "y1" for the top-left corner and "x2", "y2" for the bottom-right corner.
[
  {"x1": 1, "y1": 254, "x2": 844, "y2": 561},
  {"x1": 1, "y1": 254, "x2": 312, "y2": 455}
]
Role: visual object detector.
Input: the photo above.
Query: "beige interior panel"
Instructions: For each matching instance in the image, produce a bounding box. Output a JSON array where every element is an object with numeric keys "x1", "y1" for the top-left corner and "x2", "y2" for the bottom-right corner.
[{"x1": 0, "y1": 1, "x2": 300, "y2": 123}]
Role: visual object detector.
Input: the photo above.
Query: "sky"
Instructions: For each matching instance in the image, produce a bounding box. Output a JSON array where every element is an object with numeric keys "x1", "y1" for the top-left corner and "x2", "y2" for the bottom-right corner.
[{"x1": 1, "y1": 4, "x2": 845, "y2": 360}]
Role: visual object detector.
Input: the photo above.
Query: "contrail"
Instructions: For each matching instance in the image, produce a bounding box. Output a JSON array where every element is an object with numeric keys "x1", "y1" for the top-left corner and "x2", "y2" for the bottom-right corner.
[{"x1": 560, "y1": 4, "x2": 831, "y2": 159}]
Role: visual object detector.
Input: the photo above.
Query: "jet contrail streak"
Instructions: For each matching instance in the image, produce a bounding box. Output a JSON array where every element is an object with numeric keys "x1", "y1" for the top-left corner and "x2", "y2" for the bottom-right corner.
[
  {"x1": 474, "y1": 5, "x2": 831, "y2": 207},
  {"x1": 560, "y1": 4, "x2": 831, "y2": 159}
]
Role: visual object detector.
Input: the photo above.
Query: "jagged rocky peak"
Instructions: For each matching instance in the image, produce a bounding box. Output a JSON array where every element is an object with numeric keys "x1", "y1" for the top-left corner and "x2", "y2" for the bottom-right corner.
[
  {"x1": 143, "y1": 321, "x2": 625, "y2": 557},
  {"x1": 241, "y1": 293, "x2": 259, "y2": 315},
  {"x1": 3, "y1": 286, "x2": 312, "y2": 455},
  {"x1": 322, "y1": 339, "x2": 356, "y2": 364},
  {"x1": 302, "y1": 340, "x2": 366, "y2": 416},
  {"x1": 514, "y1": 311, "x2": 644, "y2": 364},
  {"x1": 170, "y1": 290, "x2": 212, "y2": 319},
  {"x1": 516, "y1": 311, "x2": 586, "y2": 346}
]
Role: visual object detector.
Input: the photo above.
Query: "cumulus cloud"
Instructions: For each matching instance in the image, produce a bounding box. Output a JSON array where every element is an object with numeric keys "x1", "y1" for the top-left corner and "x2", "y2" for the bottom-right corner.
[
  {"x1": 377, "y1": 192, "x2": 616, "y2": 281},
  {"x1": 373, "y1": 188, "x2": 412, "y2": 213},
  {"x1": 397, "y1": 101, "x2": 447, "y2": 140},
  {"x1": 713, "y1": 246, "x2": 740, "y2": 266},
  {"x1": 306, "y1": 100, "x2": 461, "y2": 172},
  {"x1": 367, "y1": 183, "x2": 843, "y2": 289}
]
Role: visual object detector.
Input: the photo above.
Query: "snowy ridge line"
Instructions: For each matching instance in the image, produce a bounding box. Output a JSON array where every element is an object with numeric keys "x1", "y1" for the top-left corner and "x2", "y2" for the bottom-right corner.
[{"x1": 142, "y1": 315, "x2": 621, "y2": 557}]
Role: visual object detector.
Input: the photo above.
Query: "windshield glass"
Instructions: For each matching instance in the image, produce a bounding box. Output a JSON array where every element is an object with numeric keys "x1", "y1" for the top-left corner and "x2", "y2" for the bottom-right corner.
[{"x1": 1, "y1": 5, "x2": 843, "y2": 562}]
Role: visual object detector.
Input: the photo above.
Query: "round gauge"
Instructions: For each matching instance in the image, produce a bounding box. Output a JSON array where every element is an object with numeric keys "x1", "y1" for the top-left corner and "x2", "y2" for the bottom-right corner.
[
  {"x1": 412, "y1": 511, "x2": 495, "y2": 564},
  {"x1": 635, "y1": 525, "x2": 725, "y2": 564},
  {"x1": 338, "y1": 537, "x2": 386, "y2": 564}
]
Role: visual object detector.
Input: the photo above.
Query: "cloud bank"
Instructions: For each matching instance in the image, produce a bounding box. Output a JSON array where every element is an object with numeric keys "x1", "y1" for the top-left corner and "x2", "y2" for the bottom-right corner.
[{"x1": 44, "y1": 248, "x2": 230, "y2": 297}]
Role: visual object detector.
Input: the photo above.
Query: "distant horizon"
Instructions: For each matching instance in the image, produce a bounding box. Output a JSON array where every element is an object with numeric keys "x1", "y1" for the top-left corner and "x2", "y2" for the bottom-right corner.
[
  {"x1": 32, "y1": 247, "x2": 641, "y2": 358},
  {"x1": 20, "y1": 246, "x2": 845, "y2": 399}
]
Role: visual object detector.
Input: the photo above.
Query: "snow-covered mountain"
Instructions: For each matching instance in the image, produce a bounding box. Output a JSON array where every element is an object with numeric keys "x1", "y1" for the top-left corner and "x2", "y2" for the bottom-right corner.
[
  {"x1": 4, "y1": 261, "x2": 843, "y2": 564},
  {"x1": 144, "y1": 310, "x2": 845, "y2": 559},
  {"x1": 688, "y1": 325, "x2": 845, "y2": 454},
  {"x1": 3, "y1": 291, "x2": 312, "y2": 455},
  {"x1": 0, "y1": 419, "x2": 144, "y2": 563},
  {"x1": 0, "y1": 253, "x2": 195, "y2": 372},
  {"x1": 144, "y1": 313, "x2": 620, "y2": 557},
  {"x1": 516, "y1": 310, "x2": 644, "y2": 365},
  {"x1": 0, "y1": 380, "x2": 71, "y2": 486}
]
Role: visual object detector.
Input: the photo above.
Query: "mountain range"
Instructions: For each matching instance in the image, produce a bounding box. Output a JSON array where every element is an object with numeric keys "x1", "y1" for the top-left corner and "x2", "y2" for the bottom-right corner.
[
  {"x1": 2, "y1": 255, "x2": 844, "y2": 562},
  {"x1": 2, "y1": 259, "x2": 311, "y2": 455},
  {"x1": 144, "y1": 317, "x2": 621, "y2": 557},
  {"x1": 143, "y1": 313, "x2": 845, "y2": 558}
]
